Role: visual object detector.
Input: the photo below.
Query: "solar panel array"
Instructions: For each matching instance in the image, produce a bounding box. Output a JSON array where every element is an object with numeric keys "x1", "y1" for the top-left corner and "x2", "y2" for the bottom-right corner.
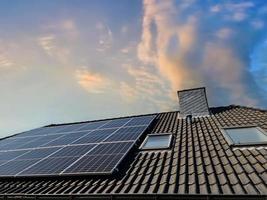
[{"x1": 0, "y1": 115, "x2": 156, "y2": 177}]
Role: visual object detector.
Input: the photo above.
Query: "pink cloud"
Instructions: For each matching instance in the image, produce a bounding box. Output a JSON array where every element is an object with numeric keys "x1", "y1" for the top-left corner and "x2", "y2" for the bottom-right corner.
[{"x1": 75, "y1": 68, "x2": 109, "y2": 93}]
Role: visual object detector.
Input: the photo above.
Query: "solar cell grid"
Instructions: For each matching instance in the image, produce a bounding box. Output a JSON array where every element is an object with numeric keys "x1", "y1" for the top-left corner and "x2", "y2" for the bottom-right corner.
[
  {"x1": 51, "y1": 144, "x2": 96, "y2": 158},
  {"x1": 0, "y1": 150, "x2": 29, "y2": 161},
  {"x1": 17, "y1": 134, "x2": 64, "y2": 150},
  {"x1": 0, "y1": 136, "x2": 43, "y2": 151},
  {"x1": 76, "y1": 121, "x2": 109, "y2": 131},
  {"x1": 42, "y1": 131, "x2": 91, "y2": 147},
  {"x1": 0, "y1": 115, "x2": 156, "y2": 177},
  {"x1": 17, "y1": 127, "x2": 45, "y2": 137},
  {"x1": 0, "y1": 159, "x2": 40, "y2": 176},
  {"x1": 37, "y1": 126, "x2": 68, "y2": 135},
  {"x1": 63, "y1": 154, "x2": 123, "y2": 174},
  {"x1": 125, "y1": 115, "x2": 155, "y2": 126},
  {"x1": 16, "y1": 147, "x2": 60, "y2": 160},
  {"x1": 101, "y1": 118, "x2": 131, "y2": 129},
  {"x1": 19, "y1": 126, "x2": 64, "y2": 137},
  {"x1": 18, "y1": 157, "x2": 79, "y2": 176},
  {"x1": 88, "y1": 142, "x2": 132, "y2": 155},
  {"x1": 72, "y1": 128, "x2": 117, "y2": 144},
  {"x1": 0, "y1": 142, "x2": 25, "y2": 151},
  {"x1": 104, "y1": 126, "x2": 147, "y2": 142}
]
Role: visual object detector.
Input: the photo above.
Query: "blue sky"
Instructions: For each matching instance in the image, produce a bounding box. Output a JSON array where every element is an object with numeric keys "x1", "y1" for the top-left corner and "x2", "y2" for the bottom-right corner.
[{"x1": 0, "y1": 0, "x2": 266, "y2": 137}]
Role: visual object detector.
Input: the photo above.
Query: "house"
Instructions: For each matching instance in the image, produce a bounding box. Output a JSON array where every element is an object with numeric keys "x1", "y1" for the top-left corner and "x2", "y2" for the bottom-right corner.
[{"x1": 0, "y1": 87, "x2": 266, "y2": 200}]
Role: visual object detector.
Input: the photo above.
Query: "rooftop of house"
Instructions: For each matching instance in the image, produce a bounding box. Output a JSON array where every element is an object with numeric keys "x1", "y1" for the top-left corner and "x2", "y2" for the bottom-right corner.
[{"x1": 0, "y1": 88, "x2": 266, "y2": 199}]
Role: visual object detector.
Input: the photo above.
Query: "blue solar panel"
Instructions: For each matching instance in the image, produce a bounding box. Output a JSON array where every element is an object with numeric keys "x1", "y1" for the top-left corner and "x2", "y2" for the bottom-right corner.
[
  {"x1": 104, "y1": 126, "x2": 147, "y2": 142},
  {"x1": 42, "y1": 131, "x2": 90, "y2": 147},
  {"x1": 0, "y1": 150, "x2": 29, "y2": 161},
  {"x1": 101, "y1": 118, "x2": 131, "y2": 129},
  {"x1": 18, "y1": 134, "x2": 63, "y2": 149},
  {"x1": 0, "y1": 115, "x2": 156, "y2": 177},
  {"x1": 63, "y1": 154, "x2": 122, "y2": 174},
  {"x1": 51, "y1": 123, "x2": 90, "y2": 133},
  {"x1": 0, "y1": 159, "x2": 40, "y2": 176},
  {"x1": 16, "y1": 147, "x2": 60, "y2": 160},
  {"x1": 76, "y1": 121, "x2": 109, "y2": 131},
  {"x1": 125, "y1": 115, "x2": 155, "y2": 126},
  {"x1": 72, "y1": 129, "x2": 117, "y2": 144},
  {"x1": 87, "y1": 142, "x2": 132, "y2": 155},
  {"x1": 18, "y1": 157, "x2": 79, "y2": 176},
  {"x1": 51, "y1": 144, "x2": 96, "y2": 157}
]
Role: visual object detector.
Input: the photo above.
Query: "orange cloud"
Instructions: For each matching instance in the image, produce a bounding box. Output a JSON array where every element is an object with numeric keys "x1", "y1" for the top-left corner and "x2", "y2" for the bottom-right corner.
[
  {"x1": 138, "y1": 0, "x2": 200, "y2": 99},
  {"x1": 0, "y1": 54, "x2": 14, "y2": 68},
  {"x1": 202, "y1": 42, "x2": 258, "y2": 105},
  {"x1": 138, "y1": 0, "x2": 259, "y2": 106},
  {"x1": 75, "y1": 68, "x2": 109, "y2": 93},
  {"x1": 119, "y1": 82, "x2": 138, "y2": 102},
  {"x1": 37, "y1": 35, "x2": 70, "y2": 64},
  {"x1": 119, "y1": 64, "x2": 174, "y2": 110}
]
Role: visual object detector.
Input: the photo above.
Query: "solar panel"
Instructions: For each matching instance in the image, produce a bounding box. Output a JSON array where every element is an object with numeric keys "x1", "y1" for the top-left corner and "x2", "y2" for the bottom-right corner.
[
  {"x1": 41, "y1": 131, "x2": 91, "y2": 147},
  {"x1": 16, "y1": 147, "x2": 61, "y2": 160},
  {"x1": 101, "y1": 118, "x2": 131, "y2": 129},
  {"x1": 72, "y1": 129, "x2": 117, "y2": 144},
  {"x1": 19, "y1": 157, "x2": 79, "y2": 176},
  {"x1": 0, "y1": 115, "x2": 156, "y2": 177},
  {"x1": 104, "y1": 126, "x2": 147, "y2": 142},
  {"x1": 0, "y1": 159, "x2": 40, "y2": 176}
]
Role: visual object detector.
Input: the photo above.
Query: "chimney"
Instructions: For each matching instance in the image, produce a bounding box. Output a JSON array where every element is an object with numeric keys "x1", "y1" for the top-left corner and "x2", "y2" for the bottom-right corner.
[{"x1": 177, "y1": 87, "x2": 210, "y2": 118}]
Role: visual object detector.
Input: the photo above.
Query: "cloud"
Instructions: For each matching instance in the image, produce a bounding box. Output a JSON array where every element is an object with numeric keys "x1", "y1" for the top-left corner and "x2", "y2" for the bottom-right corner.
[
  {"x1": 96, "y1": 22, "x2": 113, "y2": 52},
  {"x1": 211, "y1": 2, "x2": 254, "y2": 22},
  {"x1": 37, "y1": 35, "x2": 70, "y2": 63},
  {"x1": 137, "y1": 0, "x2": 267, "y2": 107},
  {"x1": 120, "y1": 42, "x2": 136, "y2": 54},
  {"x1": 202, "y1": 42, "x2": 258, "y2": 105},
  {"x1": 37, "y1": 35, "x2": 55, "y2": 55},
  {"x1": 75, "y1": 67, "x2": 109, "y2": 93},
  {"x1": 42, "y1": 19, "x2": 79, "y2": 39},
  {"x1": 210, "y1": 4, "x2": 221, "y2": 12},
  {"x1": 121, "y1": 26, "x2": 129, "y2": 35},
  {"x1": 215, "y1": 28, "x2": 234, "y2": 39},
  {"x1": 138, "y1": 0, "x2": 200, "y2": 99},
  {"x1": 0, "y1": 40, "x2": 30, "y2": 72},
  {"x1": 225, "y1": 2, "x2": 254, "y2": 10},
  {"x1": 231, "y1": 12, "x2": 247, "y2": 21},
  {"x1": 119, "y1": 82, "x2": 138, "y2": 102},
  {"x1": 119, "y1": 63, "x2": 173, "y2": 110},
  {"x1": 251, "y1": 20, "x2": 264, "y2": 29},
  {"x1": 0, "y1": 54, "x2": 14, "y2": 68}
]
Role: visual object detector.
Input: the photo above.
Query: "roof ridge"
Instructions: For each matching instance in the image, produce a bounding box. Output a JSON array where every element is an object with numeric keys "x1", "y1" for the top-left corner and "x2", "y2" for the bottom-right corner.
[
  {"x1": 228, "y1": 104, "x2": 267, "y2": 113},
  {"x1": 47, "y1": 104, "x2": 266, "y2": 127}
]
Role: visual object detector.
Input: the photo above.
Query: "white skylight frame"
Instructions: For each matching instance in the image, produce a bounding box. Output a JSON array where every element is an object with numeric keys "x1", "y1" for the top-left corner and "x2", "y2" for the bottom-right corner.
[
  {"x1": 140, "y1": 133, "x2": 172, "y2": 150},
  {"x1": 221, "y1": 126, "x2": 267, "y2": 147}
]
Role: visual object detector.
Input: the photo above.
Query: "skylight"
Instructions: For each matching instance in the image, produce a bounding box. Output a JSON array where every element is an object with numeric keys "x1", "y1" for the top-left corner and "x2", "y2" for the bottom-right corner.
[
  {"x1": 222, "y1": 126, "x2": 267, "y2": 146},
  {"x1": 141, "y1": 134, "x2": 172, "y2": 150}
]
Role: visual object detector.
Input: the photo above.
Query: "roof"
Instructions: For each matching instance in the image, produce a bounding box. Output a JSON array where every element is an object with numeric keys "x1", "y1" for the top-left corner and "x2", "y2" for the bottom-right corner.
[{"x1": 0, "y1": 105, "x2": 266, "y2": 199}]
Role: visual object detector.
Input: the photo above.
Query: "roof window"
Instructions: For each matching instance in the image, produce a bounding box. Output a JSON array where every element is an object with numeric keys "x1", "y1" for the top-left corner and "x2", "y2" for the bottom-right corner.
[
  {"x1": 140, "y1": 134, "x2": 172, "y2": 150},
  {"x1": 222, "y1": 126, "x2": 267, "y2": 146}
]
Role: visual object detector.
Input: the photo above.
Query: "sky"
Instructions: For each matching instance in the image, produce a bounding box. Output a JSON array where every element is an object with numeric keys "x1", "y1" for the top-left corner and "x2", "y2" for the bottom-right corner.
[{"x1": 0, "y1": 0, "x2": 266, "y2": 137}]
